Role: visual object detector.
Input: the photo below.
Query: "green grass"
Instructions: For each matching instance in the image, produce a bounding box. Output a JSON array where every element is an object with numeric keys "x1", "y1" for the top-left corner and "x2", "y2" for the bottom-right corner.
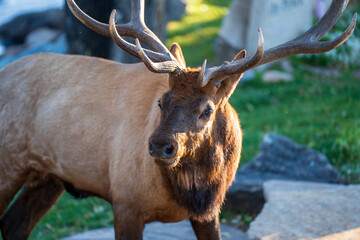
[
  {"x1": 28, "y1": 194, "x2": 113, "y2": 240},
  {"x1": 229, "y1": 69, "x2": 360, "y2": 183},
  {"x1": 1, "y1": 0, "x2": 359, "y2": 239},
  {"x1": 167, "y1": 0, "x2": 360, "y2": 183},
  {"x1": 167, "y1": 0, "x2": 232, "y2": 66}
]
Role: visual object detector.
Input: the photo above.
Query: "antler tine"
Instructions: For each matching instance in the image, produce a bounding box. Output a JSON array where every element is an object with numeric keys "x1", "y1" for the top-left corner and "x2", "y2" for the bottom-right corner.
[
  {"x1": 199, "y1": 0, "x2": 356, "y2": 88},
  {"x1": 200, "y1": 28, "x2": 264, "y2": 87},
  {"x1": 256, "y1": 0, "x2": 356, "y2": 67},
  {"x1": 67, "y1": 0, "x2": 111, "y2": 37},
  {"x1": 109, "y1": 10, "x2": 166, "y2": 62},
  {"x1": 135, "y1": 39, "x2": 180, "y2": 73},
  {"x1": 130, "y1": 0, "x2": 145, "y2": 26},
  {"x1": 67, "y1": 0, "x2": 176, "y2": 62},
  {"x1": 305, "y1": 0, "x2": 350, "y2": 41},
  {"x1": 223, "y1": 28, "x2": 264, "y2": 74},
  {"x1": 197, "y1": 59, "x2": 208, "y2": 87}
]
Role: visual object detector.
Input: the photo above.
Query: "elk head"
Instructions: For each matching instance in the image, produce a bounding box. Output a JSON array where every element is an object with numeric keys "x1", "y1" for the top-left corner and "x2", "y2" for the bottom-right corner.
[{"x1": 67, "y1": 0, "x2": 356, "y2": 168}]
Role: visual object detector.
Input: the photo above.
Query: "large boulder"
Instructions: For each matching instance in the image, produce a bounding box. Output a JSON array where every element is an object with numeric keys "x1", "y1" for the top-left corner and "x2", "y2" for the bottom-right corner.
[
  {"x1": 224, "y1": 133, "x2": 346, "y2": 214},
  {"x1": 167, "y1": 0, "x2": 186, "y2": 21},
  {"x1": 247, "y1": 180, "x2": 360, "y2": 240},
  {"x1": 0, "y1": 9, "x2": 64, "y2": 46},
  {"x1": 0, "y1": 34, "x2": 66, "y2": 69},
  {"x1": 216, "y1": 0, "x2": 316, "y2": 63},
  {"x1": 25, "y1": 27, "x2": 62, "y2": 47}
]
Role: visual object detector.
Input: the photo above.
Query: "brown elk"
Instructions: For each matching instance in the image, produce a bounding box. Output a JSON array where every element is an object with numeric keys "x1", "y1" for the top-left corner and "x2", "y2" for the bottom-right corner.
[{"x1": 0, "y1": 0, "x2": 356, "y2": 239}]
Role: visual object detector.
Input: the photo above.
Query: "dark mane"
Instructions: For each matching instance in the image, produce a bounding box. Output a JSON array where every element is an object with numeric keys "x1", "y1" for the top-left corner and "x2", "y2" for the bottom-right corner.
[{"x1": 162, "y1": 106, "x2": 242, "y2": 221}]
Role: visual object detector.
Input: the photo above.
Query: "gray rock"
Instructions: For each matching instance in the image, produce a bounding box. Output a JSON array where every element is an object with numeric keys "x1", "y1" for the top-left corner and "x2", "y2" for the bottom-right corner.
[
  {"x1": 303, "y1": 65, "x2": 341, "y2": 78},
  {"x1": 279, "y1": 59, "x2": 294, "y2": 73},
  {"x1": 262, "y1": 70, "x2": 294, "y2": 83},
  {"x1": 0, "y1": 34, "x2": 66, "y2": 69},
  {"x1": 224, "y1": 133, "x2": 346, "y2": 214},
  {"x1": 248, "y1": 180, "x2": 360, "y2": 240},
  {"x1": 214, "y1": 37, "x2": 242, "y2": 66},
  {"x1": 25, "y1": 27, "x2": 62, "y2": 47},
  {"x1": 0, "y1": 9, "x2": 64, "y2": 45},
  {"x1": 167, "y1": 0, "x2": 186, "y2": 21},
  {"x1": 262, "y1": 180, "x2": 344, "y2": 200},
  {"x1": 217, "y1": 0, "x2": 316, "y2": 61},
  {"x1": 60, "y1": 220, "x2": 248, "y2": 240}
]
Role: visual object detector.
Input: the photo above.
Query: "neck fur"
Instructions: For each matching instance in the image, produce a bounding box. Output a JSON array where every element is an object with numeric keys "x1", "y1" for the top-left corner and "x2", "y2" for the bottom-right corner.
[{"x1": 162, "y1": 141, "x2": 227, "y2": 222}]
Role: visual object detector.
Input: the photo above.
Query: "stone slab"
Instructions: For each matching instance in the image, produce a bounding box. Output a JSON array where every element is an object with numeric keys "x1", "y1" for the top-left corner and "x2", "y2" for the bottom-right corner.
[
  {"x1": 219, "y1": 0, "x2": 316, "y2": 57},
  {"x1": 60, "y1": 220, "x2": 248, "y2": 240},
  {"x1": 248, "y1": 180, "x2": 360, "y2": 240},
  {"x1": 223, "y1": 133, "x2": 346, "y2": 215},
  {"x1": 262, "y1": 180, "x2": 345, "y2": 200},
  {"x1": 314, "y1": 227, "x2": 360, "y2": 240}
]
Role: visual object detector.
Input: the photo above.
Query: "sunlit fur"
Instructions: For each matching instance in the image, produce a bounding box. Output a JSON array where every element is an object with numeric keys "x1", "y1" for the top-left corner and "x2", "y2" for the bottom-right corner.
[
  {"x1": 152, "y1": 69, "x2": 242, "y2": 221},
  {"x1": 0, "y1": 53, "x2": 242, "y2": 239}
]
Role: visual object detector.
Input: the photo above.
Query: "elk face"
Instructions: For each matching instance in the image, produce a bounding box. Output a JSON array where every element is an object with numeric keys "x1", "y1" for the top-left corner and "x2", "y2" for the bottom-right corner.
[{"x1": 148, "y1": 70, "x2": 219, "y2": 168}]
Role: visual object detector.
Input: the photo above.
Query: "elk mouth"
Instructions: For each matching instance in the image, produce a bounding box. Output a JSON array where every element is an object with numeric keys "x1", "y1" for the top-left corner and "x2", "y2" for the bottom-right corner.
[{"x1": 154, "y1": 157, "x2": 180, "y2": 168}]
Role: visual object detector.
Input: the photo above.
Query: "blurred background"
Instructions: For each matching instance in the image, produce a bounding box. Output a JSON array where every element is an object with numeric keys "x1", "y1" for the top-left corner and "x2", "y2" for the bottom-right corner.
[{"x1": 0, "y1": 0, "x2": 359, "y2": 239}]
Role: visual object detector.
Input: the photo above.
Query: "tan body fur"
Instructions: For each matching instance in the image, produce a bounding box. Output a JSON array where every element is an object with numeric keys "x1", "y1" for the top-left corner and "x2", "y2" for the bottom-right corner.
[
  {"x1": 0, "y1": 53, "x2": 241, "y2": 239},
  {"x1": 0, "y1": 0, "x2": 354, "y2": 238}
]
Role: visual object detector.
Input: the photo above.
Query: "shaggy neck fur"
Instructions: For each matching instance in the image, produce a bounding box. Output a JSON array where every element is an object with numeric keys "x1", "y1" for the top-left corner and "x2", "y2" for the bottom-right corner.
[{"x1": 161, "y1": 111, "x2": 240, "y2": 222}]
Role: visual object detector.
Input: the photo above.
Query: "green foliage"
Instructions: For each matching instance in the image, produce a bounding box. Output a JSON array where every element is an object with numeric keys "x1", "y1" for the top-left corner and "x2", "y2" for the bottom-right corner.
[
  {"x1": 229, "y1": 69, "x2": 360, "y2": 183},
  {"x1": 29, "y1": 194, "x2": 113, "y2": 240},
  {"x1": 299, "y1": 1, "x2": 360, "y2": 69},
  {"x1": 3, "y1": 1, "x2": 357, "y2": 239},
  {"x1": 220, "y1": 210, "x2": 253, "y2": 230},
  {"x1": 167, "y1": 0, "x2": 232, "y2": 66}
]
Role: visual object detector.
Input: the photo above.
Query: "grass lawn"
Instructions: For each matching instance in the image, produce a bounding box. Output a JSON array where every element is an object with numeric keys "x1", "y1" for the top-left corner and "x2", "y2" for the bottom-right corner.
[{"x1": 1, "y1": 0, "x2": 358, "y2": 239}]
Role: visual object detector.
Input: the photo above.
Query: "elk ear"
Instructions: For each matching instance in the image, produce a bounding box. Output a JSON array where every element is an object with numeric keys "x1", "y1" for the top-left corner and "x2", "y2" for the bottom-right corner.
[
  {"x1": 232, "y1": 49, "x2": 247, "y2": 62},
  {"x1": 216, "y1": 50, "x2": 247, "y2": 105},
  {"x1": 170, "y1": 42, "x2": 186, "y2": 69}
]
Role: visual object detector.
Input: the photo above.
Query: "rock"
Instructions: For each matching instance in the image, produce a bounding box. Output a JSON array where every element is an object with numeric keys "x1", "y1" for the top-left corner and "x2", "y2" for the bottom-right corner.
[
  {"x1": 0, "y1": 34, "x2": 66, "y2": 69},
  {"x1": 248, "y1": 180, "x2": 360, "y2": 240},
  {"x1": 215, "y1": 35, "x2": 243, "y2": 66},
  {"x1": 279, "y1": 59, "x2": 294, "y2": 73},
  {"x1": 262, "y1": 70, "x2": 294, "y2": 83},
  {"x1": 60, "y1": 220, "x2": 248, "y2": 240},
  {"x1": 217, "y1": 0, "x2": 316, "y2": 61},
  {"x1": 0, "y1": 42, "x2": 5, "y2": 56},
  {"x1": 167, "y1": 0, "x2": 186, "y2": 21},
  {"x1": 25, "y1": 27, "x2": 62, "y2": 47},
  {"x1": 224, "y1": 133, "x2": 346, "y2": 215},
  {"x1": 315, "y1": 228, "x2": 360, "y2": 240},
  {"x1": 303, "y1": 65, "x2": 341, "y2": 78},
  {"x1": 2, "y1": 44, "x2": 28, "y2": 57},
  {"x1": 0, "y1": 9, "x2": 64, "y2": 45}
]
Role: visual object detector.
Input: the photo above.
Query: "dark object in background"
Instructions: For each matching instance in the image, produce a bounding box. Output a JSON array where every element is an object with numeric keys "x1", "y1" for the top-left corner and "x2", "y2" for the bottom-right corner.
[
  {"x1": 65, "y1": 0, "x2": 186, "y2": 62},
  {"x1": 111, "y1": 0, "x2": 167, "y2": 63},
  {"x1": 224, "y1": 133, "x2": 347, "y2": 215},
  {"x1": 65, "y1": 0, "x2": 115, "y2": 59},
  {"x1": 0, "y1": 9, "x2": 64, "y2": 46}
]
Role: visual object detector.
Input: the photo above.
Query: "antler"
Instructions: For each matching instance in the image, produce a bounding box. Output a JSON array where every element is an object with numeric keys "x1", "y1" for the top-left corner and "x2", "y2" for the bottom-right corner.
[
  {"x1": 201, "y1": 0, "x2": 357, "y2": 87},
  {"x1": 67, "y1": 0, "x2": 182, "y2": 73},
  {"x1": 200, "y1": 28, "x2": 264, "y2": 87}
]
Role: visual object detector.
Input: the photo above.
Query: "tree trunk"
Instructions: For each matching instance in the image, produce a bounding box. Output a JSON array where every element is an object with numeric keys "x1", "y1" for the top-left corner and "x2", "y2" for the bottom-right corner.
[
  {"x1": 65, "y1": 0, "x2": 170, "y2": 63},
  {"x1": 111, "y1": 0, "x2": 167, "y2": 63},
  {"x1": 65, "y1": 0, "x2": 115, "y2": 59}
]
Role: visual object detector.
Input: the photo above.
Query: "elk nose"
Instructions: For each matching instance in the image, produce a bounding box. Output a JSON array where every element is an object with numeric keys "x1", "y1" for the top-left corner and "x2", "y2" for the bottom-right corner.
[{"x1": 149, "y1": 140, "x2": 177, "y2": 159}]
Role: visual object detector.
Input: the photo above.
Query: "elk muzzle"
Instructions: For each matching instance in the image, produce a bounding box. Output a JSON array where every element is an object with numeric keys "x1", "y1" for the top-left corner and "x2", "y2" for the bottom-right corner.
[{"x1": 148, "y1": 137, "x2": 180, "y2": 167}]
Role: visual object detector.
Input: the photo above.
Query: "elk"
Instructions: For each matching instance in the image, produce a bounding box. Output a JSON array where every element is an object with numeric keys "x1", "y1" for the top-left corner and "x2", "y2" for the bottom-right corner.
[{"x1": 0, "y1": 0, "x2": 356, "y2": 239}]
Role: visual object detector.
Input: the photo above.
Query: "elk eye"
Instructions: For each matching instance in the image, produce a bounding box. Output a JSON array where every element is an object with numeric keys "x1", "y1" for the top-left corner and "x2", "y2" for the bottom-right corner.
[
  {"x1": 203, "y1": 107, "x2": 213, "y2": 118},
  {"x1": 158, "y1": 99, "x2": 162, "y2": 109}
]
